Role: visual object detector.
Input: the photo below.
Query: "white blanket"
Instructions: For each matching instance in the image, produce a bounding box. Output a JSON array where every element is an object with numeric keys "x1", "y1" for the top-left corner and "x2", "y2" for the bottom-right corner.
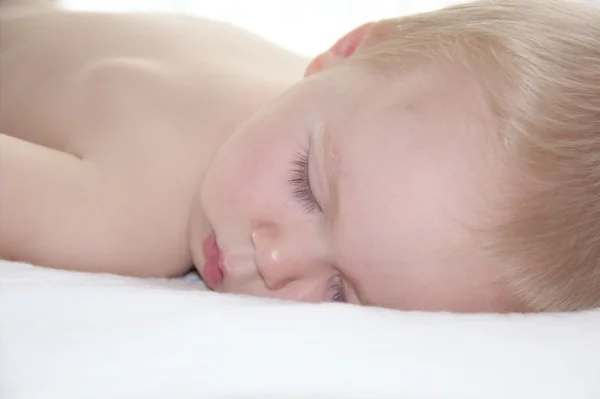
[{"x1": 1, "y1": 260, "x2": 599, "y2": 399}]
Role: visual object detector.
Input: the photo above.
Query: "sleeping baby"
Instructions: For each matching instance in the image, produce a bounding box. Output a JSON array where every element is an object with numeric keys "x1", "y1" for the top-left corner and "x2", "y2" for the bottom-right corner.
[{"x1": 1, "y1": 0, "x2": 599, "y2": 312}]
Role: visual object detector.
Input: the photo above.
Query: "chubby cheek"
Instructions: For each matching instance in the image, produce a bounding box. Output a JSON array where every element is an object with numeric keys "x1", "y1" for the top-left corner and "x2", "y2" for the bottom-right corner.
[{"x1": 201, "y1": 118, "x2": 298, "y2": 228}]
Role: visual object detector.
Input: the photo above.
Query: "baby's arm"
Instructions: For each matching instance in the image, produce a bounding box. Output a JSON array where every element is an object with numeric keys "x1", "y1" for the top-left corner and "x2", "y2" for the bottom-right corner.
[
  {"x1": 0, "y1": 133, "x2": 183, "y2": 276},
  {"x1": 0, "y1": 133, "x2": 85, "y2": 266},
  {"x1": 0, "y1": 133, "x2": 110, "y2": 272}
]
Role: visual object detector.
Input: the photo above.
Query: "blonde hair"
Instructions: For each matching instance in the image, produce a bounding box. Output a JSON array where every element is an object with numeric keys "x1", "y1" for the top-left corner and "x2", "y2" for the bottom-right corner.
[{"x1": 353, "y1": 0, "x2": 600, "y2": 311}]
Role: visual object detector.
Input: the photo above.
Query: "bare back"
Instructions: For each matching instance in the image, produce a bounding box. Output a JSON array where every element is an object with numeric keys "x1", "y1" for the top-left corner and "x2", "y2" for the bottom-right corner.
[{"x1": 0, "y1": 6, "x2": 308, "y2": 276}]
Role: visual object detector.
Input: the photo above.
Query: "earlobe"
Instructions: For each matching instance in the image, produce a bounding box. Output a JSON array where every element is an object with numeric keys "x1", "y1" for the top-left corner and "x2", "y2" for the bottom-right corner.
[{"x1": 305, "y1": 22, "x2": 375, "y2": 77}]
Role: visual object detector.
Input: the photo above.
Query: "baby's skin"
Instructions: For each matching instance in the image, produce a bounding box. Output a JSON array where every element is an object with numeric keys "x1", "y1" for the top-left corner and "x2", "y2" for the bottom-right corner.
[{"x1": 0, "y1": 2, "x2": 519, "y2": 311}]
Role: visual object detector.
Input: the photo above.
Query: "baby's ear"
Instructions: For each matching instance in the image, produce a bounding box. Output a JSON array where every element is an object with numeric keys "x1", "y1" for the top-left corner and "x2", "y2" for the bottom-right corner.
[{"x1": 305, "y1": 22, "x2": 375, "y2": 77}]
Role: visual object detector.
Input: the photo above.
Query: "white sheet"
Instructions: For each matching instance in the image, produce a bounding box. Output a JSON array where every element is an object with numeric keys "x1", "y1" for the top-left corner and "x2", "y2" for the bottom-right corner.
[{"x1": 1, "y1": 260, "x2": 599, "y2": 399}]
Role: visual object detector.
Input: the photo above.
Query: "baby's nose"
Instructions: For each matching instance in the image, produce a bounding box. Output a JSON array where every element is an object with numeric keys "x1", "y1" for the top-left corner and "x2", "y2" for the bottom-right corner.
[{"x1": 252, "y1": 224, "x2": 322, "y2": 291}]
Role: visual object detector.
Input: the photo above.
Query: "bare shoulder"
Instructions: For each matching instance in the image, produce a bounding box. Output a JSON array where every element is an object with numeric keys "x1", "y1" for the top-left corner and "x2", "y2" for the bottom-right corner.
[
  {"x1": 0, "y1": 8, "x2": 306, "y2": 142},
  {"x1": 0, "y1": 8, "x2": 307, "y2": 72}
]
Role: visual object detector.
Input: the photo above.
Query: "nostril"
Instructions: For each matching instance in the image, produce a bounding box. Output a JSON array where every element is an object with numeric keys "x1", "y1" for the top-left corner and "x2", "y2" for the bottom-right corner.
[{"x1": 263, "y1": 273, "x2": 293, "y2": 291}]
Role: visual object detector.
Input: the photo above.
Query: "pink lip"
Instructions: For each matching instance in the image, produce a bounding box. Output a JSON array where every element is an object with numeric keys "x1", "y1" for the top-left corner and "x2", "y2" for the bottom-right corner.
[{"x1": 202, "y1": 233, "x2": 225, "y2": 289}]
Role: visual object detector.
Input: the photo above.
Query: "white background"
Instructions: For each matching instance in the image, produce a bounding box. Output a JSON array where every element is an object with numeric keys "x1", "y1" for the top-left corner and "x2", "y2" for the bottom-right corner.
[{"x1": 60, "y1": 0, "x2": 469, "y2": 56}]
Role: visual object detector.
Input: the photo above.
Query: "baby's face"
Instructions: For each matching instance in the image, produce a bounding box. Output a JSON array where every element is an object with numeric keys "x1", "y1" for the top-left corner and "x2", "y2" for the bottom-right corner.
[{"x1": 195, "y1": 64, "x2": 515, "y2": 312}]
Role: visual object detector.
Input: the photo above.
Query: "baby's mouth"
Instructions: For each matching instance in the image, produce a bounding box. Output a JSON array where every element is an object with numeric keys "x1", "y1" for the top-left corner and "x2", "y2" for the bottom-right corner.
[{"x1": 201, "y1": 232, "x2": 225, "y2": 289}]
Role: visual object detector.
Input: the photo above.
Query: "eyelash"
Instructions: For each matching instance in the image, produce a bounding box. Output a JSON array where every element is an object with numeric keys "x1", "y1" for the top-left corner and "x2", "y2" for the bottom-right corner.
[
  {"x1": 289, "y1": 146, "x2": 322, "y2": 214},
  {"x1": 328, "y1": 275, "x2": 347, "y2": 303}
]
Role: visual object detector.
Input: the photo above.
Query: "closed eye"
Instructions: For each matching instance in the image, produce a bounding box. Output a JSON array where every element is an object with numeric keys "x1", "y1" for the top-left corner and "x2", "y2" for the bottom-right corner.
[
  {"x1": 327, "y1": 274, "x2": 347, "y2": 303},
  {"x1": 289, "y1": 144, "x2": 322, "y2": 214}
]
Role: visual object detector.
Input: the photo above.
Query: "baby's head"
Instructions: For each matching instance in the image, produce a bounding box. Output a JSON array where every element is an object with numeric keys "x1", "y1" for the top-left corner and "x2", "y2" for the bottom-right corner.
[{"x1": 192, "y1": 0, "x2": 600, "y2": 312}]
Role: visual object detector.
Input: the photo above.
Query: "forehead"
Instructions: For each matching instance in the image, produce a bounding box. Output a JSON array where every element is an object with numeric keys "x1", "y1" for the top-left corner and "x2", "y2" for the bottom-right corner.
[{"x1": 327, "y1": 67, "x2": 499, "y2": 309}]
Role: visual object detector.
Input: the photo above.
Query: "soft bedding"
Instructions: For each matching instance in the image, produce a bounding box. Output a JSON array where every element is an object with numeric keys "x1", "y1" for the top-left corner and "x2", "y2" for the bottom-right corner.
[{"x1": 1, "y1": 260, "x2": 599, "y2": 399}]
